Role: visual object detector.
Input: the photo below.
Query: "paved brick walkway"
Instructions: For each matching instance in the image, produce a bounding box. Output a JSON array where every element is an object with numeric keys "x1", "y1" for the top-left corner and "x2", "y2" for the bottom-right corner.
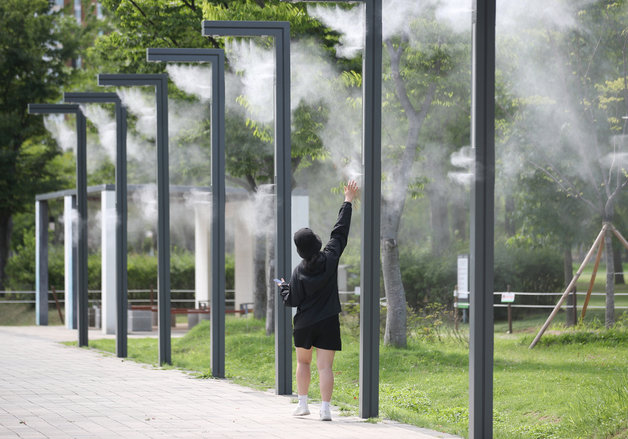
[{"x1": 0, "y1": 326, "x2": 461, "y2": 439}]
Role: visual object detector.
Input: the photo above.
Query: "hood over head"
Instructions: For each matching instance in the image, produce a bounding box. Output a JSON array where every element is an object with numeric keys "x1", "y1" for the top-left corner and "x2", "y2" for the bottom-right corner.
[{"x1": 294, "y1": 227, "x2": 322, "y2": 260}]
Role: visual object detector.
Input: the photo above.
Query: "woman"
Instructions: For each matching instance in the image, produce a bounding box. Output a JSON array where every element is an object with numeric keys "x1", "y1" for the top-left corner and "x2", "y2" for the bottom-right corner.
[{"x1": 277, "y1": 180, "x2": 359, "y2": 421}]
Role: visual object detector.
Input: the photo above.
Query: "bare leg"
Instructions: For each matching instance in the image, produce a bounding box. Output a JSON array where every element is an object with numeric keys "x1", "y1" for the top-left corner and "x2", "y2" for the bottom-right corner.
[
  {"x1": 316, "y1": 348, "x2": 336, "y2": 402},
  {"x1": 296, "y1": 347, "x2": 313, "y2": 396}
]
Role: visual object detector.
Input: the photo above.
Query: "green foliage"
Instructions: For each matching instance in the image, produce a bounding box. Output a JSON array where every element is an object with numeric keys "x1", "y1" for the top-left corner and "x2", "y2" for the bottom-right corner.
[
  {"x1": 0, "y1": 0, "x2": 81, "y2": 213},
  {"x1": 201, "y1": 0, "x2": 331, "y2": 40},
  {"x1": 494, "y1": 241, "x2": 564, "y2": 296},
  {"x1": 5, "y1": 234, "x2": 64, "y2": 291},
  {"x1": 398, "y1": 249, "x2": 457, "y2": 309},
  {"x1": 125, "y1": 251, "x2": 235, "y2": 290},
  {"x1": 5, "y1": 226, "x2": 235, "y2": 291}
]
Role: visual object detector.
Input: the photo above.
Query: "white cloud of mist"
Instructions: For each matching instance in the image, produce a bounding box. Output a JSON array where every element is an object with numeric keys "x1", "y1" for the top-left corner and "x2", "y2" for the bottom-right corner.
[
  {"x1": 80, "y1": 104, "x2": 117, "y2": 174},
  {"x1": 307, "y1": 0, "x2": 471, "y2": 56},
  {"x1": 238, "y1": 184, "x2": 275, "y2": 237},
  {"x1": 224, "y1": 39, "x2": 275, "y2": 124},
  {"x1": 448, "y1": 145, "x2": 474, "y2": 187},
  {"x1": 218, "y1": 37, "x2": 364, "y2": 187},
  {"x1": 496, "y1": 0, "x2": 596, "y2": 35},
  {"x1": 307, "y1": 4, "x2": 364, "y2": 58},
  {"x1": 44, "y1": 114, "x2": 76, "y2": 152},
  {"x1": 494, "y1": 0, "x2": 604, "y2": 190},
  {"x1": 118, "y1": 88, "x2": 156, "y2": 140},
  {"x1": 166, "y1": 64, "x2": 213, "y2": 102},
  {"x1": 131, "y1": 184, "x2": 158, "y2": 224}
]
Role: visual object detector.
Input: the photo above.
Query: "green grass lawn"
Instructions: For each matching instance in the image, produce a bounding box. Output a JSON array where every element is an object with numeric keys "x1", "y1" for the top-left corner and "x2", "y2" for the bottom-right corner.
[{"x1": 85, "y1": 313, "x2": 628, "y2": 439}]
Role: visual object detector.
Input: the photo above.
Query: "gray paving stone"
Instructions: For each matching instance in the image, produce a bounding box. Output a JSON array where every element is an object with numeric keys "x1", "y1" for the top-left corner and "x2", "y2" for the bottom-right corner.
[{"x1": 0, "y1": 326, "x2": 461, "y2": 439}]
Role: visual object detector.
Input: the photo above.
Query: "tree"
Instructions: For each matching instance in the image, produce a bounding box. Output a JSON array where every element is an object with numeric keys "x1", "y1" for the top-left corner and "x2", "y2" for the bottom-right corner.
[
  {"x1": 379, "y1": 9, "x2": 470, "y2": 347},
  {"x1": 0, "y1": 0, "x2": 84, "y2": 290},
  {"x1": 497, "y1": 1, "x2": 628, "y2": 328}
]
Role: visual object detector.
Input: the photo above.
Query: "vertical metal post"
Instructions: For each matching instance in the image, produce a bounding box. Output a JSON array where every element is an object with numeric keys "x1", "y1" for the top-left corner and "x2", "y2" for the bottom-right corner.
[
  {"x1": 146, "y1": 48, "x2": 227, "y2": 377},
  {"x1": 98, "y1": 74, "x2": 172, "y2": 365},
  {"x1": 211, "y1": 54, "x2": 227, "y2": 378},
  {"x1": 76, "y1": 111, "x2": 88, "y2": 347},
  {"x1": 469, "y1": 1, "x2": 496, "y2": 438},
  {"x1": 116, "y1": 105, "x2": 128, "y2": 357},
  {"x1": 359, "y1": 0, "x2": 383, "y2": 419},
  {"x1": 155, "y1": 79, "x2": 172, "y2": 365},
  {"x1": 202, "y1": 21, "x2": 292, "y2": 395},
  {"x1": 274, "y1": 24, "x2": 293, "y2": 397},
  {"x1": 35, "y1": 200, "x2": 49, "y2": 326}
]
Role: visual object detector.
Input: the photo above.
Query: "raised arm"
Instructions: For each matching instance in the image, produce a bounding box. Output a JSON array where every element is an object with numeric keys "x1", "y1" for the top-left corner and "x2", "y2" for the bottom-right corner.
[{"x1": 325, "y1": 180, "x2": 358, "y2": 258}]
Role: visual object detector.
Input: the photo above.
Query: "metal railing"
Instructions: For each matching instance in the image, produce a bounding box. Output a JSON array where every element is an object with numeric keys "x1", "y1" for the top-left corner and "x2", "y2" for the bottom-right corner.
[
  {"x1": 0, "y1": 289, "x2": 237, "y2": 307},
  {"x1": 493, "y1": 291, "x2": 628, "y2": 309}
]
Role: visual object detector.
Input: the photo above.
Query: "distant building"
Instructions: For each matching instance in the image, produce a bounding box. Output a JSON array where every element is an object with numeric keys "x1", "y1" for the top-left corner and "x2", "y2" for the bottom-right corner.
[
  {"x1": 48, "y1": 0, "x2": 103, "y2": 67},
  {"x1": 49, "y1": 0, "x2": 103, "y2": 24}
]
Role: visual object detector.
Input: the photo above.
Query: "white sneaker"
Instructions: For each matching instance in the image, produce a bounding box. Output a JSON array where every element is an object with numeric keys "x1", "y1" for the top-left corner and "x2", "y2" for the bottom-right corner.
[
  {"x1": 293, "y1": 405, "x2": 310, "y2": 416},
  {"x1": 319, "y1": 406, "x2": 332, "y2": 421}
]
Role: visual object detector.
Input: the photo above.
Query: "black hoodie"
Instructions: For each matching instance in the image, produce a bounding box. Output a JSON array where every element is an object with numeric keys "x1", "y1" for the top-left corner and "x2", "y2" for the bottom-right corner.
[{"x1": 282, "y1": 201, "x2": 352, "y2": 329}]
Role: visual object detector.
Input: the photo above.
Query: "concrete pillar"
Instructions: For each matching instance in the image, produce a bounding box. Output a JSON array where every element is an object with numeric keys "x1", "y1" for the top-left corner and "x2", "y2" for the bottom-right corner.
[
  {"x1": 291, "y1": 192, "x2": 309, "y2": 319},
  {"x1": 234, "y1": 207, "x2": 255, "y2": 312},
  {"x1": 101, "y1": 190, "x2": 116, "y2": 334},
  {"x1": 291, "y1": 191, "x2": 309, "y2": 272},
  {"x1": 35, "y1": 200, "x2": 49, "y2": 326},
  {"x1": 64, "y1": 195, "x2": 77, "y2": 329},
  {"x1": 194, "y1": 197, "x2": 212, "y2": 309}
]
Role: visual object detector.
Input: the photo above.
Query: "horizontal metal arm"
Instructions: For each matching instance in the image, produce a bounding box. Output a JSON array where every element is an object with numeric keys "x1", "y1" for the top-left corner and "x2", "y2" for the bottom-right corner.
[
  {"x1": 202, "y1": 20, "x2": 289, "y2": 38},
  {"x1": 28, "y1": 103, "x2": 80, "y2": 114},
  {"x1": 98, "y1": 73, "x2": 168, "y2": 87},
  {"x1": 147, "y1": 48, "x2": 224, "y2": 63},
  {"x1": 64, "y1": 92, "x2": 120, "y2": 104}
]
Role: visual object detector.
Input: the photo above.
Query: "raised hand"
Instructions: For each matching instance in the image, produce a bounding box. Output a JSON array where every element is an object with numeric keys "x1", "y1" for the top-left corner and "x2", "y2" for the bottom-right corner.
[{"x1": 344, "y1": 180, "x2": 359, "y2": 203}]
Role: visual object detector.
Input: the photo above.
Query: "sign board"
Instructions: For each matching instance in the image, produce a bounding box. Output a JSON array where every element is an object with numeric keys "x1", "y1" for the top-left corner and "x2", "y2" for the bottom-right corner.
[
  {"x1": 456, "y1": 254, "x2": 470, "y2": 309},
  {"x1": 457, "y1": 254, "x2": 469, "y2": 294},
  {"x1": 501, "y1": 292, "x2": 515, "y2": 303}
]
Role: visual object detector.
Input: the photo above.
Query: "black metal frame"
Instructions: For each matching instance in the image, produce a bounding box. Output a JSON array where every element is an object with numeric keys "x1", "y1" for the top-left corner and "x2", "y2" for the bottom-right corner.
[
  {"x1": 469, "y1": 1, "x2": 496, "y2": 437},
  {"x1": 146, "y1": 48, "x2": 227, "y2": 378},
  {"x1": 202, "y1": 20, "x2": 293, "y2": 395},
  {"x1": 98, "y1": 74, "x2": 172, "y2": 366},
  {"x1": 279, "y1": 0, "x2": 382, "y2": 417},
  {"x1": 63, "y1": 92, "x2": 129, "y2": 358},
  {"x1": 28, "y1": 103, "x2": 89, "y2": 348}
]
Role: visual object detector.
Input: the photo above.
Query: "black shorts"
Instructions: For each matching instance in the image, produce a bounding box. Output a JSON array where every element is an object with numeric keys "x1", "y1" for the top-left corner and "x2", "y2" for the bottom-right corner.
[{"x1": 293, "y1": 314, "x2": 341, "y2": 351}]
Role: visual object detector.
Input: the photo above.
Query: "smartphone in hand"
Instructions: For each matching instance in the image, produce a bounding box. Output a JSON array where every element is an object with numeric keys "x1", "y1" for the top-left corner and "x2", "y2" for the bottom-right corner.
[{"x1": 273, "y1": 278, "x2": 283, "y2": 285}]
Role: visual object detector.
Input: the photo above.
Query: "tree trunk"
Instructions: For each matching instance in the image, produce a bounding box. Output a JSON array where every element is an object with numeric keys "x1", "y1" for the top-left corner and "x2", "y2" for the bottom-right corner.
[
  {"x1": 253, "y1": 234, "x2": 267, "y2": 319},
  {"x1": 604, "y1": 227, "x2": 615, "y2": 328},
  {"x1": 382, "y1": 238, "x2": 407, "y2": 347},
  {"x1": 563, "y1": 246, "x2": 576, "y2": 327},
  {"x1": 265, "y1": 237, "x2": 275, "y2": 335},
  {"x1": 613, "y1": 242, "x2": 625, "y2": 285},
  {"x1": 380, "y1": 39, "x2": 438, "y2": 347},
  {"x1": 0, "y1": 213, "x2": 12, "y2": 291}
]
